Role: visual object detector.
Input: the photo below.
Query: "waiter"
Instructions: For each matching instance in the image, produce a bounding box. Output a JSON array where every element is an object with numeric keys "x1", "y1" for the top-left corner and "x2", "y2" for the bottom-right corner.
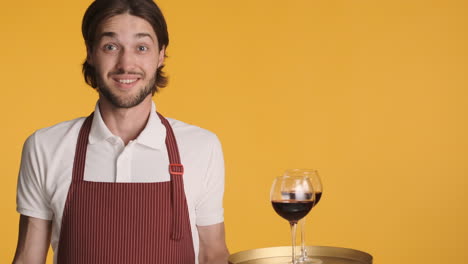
[{"x1": 12, "y1": 0, "x2": 229, "y2": 263}]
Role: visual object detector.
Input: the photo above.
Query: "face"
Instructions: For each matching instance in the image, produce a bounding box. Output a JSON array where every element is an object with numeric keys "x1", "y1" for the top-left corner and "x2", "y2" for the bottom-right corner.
[{"x1": 88, "y1": 13, "x2": 165, "y2": 108}]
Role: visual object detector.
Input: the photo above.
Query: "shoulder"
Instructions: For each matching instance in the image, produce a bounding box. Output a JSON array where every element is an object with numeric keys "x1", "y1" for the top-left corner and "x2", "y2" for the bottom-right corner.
[
  {"x1": 164, "y1": 117, "x2": 224, "y2": 166},
  {"x1": 34, "y1": 117, "x2": 86, "y2": 137},
  {"x1": 25, "y1": 117, "x2": 87, "y2": 152},
  {"x1": 166, "y1": 117, "x2": 221, "y2": 147}
]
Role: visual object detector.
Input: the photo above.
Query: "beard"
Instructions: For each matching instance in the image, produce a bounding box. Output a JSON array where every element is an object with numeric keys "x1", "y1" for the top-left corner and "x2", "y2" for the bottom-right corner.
[{"x1": 96, "y1": 71, "x2": 157, "y2": 109}]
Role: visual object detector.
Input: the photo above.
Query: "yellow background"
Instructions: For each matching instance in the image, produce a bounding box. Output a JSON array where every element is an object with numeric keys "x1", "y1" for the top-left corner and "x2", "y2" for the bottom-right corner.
[{"x1": 1, "y1": 0, "x2": 467, "y2": 263}]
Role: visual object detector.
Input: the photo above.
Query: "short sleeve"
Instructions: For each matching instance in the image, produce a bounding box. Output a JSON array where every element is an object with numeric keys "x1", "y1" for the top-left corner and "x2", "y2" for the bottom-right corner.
[
  {"x1": 16, "y1": 133, "x2": 53, "y2": 220},
  {"x1": 195, "y1": 135, "x2": 225, "y2": 226}
]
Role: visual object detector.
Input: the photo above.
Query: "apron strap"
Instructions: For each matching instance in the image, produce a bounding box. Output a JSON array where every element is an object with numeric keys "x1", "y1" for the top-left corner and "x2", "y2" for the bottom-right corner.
[
  {"x1": 72, "y1": 113, "x2": 94, "y2": 182},
  {"x1": 157, "y1": 112, "x2": 186, "y2": 241}
]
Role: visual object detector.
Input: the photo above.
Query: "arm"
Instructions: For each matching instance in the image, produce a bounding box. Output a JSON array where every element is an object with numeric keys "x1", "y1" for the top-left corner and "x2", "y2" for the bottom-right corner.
[
  {"x1": 14, "y1": 133, "x2": 53, "y2": 263},
  {"x1": 12, "y1": 215, "x2": 52, "y2": 264},
  {"x1": 197, "y1": 222, "x2": 229, "y2": 264}
]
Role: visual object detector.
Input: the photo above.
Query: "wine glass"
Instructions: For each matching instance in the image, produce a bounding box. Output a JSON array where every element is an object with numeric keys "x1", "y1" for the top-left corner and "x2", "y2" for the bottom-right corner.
[
  {"x1": 271, "y1": 175, "x2": 315, "y2": 264},
  {"x1": 284, "y1": 169, "x2": 323, "y2": 264}
]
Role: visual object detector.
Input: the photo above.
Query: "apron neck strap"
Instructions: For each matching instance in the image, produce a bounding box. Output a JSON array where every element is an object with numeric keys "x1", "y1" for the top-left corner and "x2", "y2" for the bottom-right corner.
[
  {"x1": 157, "y1": 112, "x2": 186, "y2": 241},
  {"x1": 72, "y1": 113, "x2": 93, "y2": 182}
]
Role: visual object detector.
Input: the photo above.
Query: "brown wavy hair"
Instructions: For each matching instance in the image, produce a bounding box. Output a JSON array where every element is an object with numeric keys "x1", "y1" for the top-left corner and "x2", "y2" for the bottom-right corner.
[{"x1": 82, "y1": 0, "x2": 169, "y2": 93}]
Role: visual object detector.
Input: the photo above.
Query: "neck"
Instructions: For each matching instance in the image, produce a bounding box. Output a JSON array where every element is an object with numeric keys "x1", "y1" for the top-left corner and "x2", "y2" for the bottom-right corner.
[{"x1": 98, "y1": 96, "x2": 153, "y2": 145}]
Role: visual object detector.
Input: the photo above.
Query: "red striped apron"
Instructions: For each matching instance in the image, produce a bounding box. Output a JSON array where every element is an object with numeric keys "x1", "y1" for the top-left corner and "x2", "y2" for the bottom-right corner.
[{"x1": 57, "y1": 113, "x2": 195, "y2": 263}]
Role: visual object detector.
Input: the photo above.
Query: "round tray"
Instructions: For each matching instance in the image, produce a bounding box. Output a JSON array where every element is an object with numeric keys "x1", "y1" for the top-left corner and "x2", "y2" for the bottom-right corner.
[{"x1": 228, "y1": 246, "x2": 372, "y2": 264}]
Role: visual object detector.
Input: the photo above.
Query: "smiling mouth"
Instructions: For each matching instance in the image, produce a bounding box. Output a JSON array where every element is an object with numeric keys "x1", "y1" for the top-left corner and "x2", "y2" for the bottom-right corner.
[{"x1": 118, "y1": 79, "x2": 138, "y2": 84}]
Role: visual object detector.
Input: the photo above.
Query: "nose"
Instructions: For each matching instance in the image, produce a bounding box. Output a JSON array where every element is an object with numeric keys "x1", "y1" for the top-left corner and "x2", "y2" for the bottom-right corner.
[{"x1": 116, "y1": 48, "x2": 136, "y2": 72}]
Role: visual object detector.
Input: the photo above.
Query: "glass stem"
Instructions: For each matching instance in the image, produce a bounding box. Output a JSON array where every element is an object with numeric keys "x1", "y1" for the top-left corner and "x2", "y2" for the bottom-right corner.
[
  {"x1": 301, "y1": 218, "x2": 307, "y2": 258},
  {"x1": 290, "y1": 222, "x2": 297, "y2": 264}
]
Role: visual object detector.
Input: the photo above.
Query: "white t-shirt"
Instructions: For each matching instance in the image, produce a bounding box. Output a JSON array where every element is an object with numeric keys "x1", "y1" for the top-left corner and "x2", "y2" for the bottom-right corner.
[{"x1": 16, "y1": 102, "x2": 225, "y2": 263}]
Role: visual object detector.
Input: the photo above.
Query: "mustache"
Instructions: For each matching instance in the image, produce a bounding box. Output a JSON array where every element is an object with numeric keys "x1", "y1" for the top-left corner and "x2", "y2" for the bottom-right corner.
[{"x1": 108, "y1": 70, "x2": 144, "y2": 77}]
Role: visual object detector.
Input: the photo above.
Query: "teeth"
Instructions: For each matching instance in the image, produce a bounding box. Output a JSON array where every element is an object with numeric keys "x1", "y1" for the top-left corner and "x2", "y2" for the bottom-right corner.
[{"x1": 118, "y1": 79, "x2": 137, "y2": 84}]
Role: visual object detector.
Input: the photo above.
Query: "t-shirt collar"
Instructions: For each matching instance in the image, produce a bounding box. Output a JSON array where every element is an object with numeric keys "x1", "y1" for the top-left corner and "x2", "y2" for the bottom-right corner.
[{"x1": 88, "y1": 101, "x2": 166, "y2": 150}]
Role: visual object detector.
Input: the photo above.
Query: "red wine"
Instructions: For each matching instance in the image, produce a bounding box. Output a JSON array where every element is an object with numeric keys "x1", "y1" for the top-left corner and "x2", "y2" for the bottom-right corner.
[
  {"x1": 272, "y1": 200, "x2": 313, "y2": 223},
  {"x1": 314, "y1": 192, "x2": 322, "y2": 207}
]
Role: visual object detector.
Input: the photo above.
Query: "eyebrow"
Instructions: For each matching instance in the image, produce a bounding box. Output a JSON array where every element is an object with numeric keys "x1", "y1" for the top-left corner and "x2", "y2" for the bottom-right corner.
[
  {"x1": 135, "y1": 33, "x2": 154, "y2": 42},
  {"x1": 99, "y1": 32, "x2": 117, "y2": 40},
  {"x1": 98, "y1": 32, "x2": 154, "y2": 43}
]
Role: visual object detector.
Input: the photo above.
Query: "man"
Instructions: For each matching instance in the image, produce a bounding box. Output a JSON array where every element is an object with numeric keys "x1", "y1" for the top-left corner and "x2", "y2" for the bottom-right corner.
[{"x1": 13, "y1": 0, "x2": 229, "y2": 263}]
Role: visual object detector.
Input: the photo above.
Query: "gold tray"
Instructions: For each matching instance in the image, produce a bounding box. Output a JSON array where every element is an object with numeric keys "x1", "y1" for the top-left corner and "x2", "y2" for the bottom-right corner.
[{"x1": 229, "y1": 246, "x2": 372, "y2": 264}]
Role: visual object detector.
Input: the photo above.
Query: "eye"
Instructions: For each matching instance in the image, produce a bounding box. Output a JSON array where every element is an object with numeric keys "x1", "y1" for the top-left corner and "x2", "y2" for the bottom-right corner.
[
  {"x1": 103, "y1": 44, "x2": 118, "y2": 51},
  {"x1": 137, "y1": 46, "x2": 148, "y2": 52}
]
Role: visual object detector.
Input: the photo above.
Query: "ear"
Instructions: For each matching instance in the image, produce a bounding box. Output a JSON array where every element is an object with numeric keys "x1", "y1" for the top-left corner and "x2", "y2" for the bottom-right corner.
[
  {"x1": 86, "y1": 46, "x2": 94, "y2": 66},
  {"x1": 157, "y1": 46, "x2": 166, "y2": 68}
]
